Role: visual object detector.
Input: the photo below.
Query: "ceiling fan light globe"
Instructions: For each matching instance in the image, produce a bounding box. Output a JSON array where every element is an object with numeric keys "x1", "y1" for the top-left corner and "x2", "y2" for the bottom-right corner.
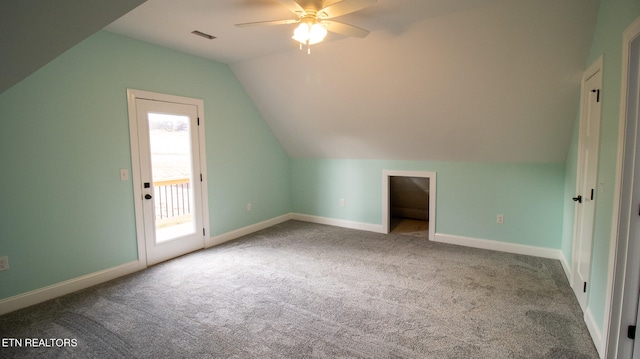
[
  {"x1": 295, "y1": 22, "x2": 309, "y2": 34},
  {"x1": 292, "y1": 22, "x2": 310, "y2": 43},
  {"x1": 309, "y1": 23, "x2": 328, "y2": 44}
]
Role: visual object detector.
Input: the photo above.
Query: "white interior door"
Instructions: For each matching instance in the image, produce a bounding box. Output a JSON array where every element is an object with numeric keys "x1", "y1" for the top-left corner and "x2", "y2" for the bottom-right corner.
[
  {"x1": 634, "y1": 295, "x2": 640, "y2": 359},
  {"x1": 572, "y1": 61, "x2": 602, "y2": 310},
  {"x1": 132, "y1": 96, "x2": 207, "y2": 266},
  {"x1": 629, "y1": 75, "x2": 640, "y2": 355}
]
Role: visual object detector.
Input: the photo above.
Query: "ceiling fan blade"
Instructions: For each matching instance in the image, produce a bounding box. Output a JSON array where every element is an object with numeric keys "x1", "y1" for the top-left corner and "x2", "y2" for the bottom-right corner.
[
  {"x1": 317, "y1": 0, "x2": 377, "y2": 19},
  {"x1": 235, "y1": 19, "x2": 299, "y2": 27},
  {"x1": 322, "y1": 20, "x2": 369, "y2": 38},
  {"x1": 276, "y1": 0, "x2": 305, "y2": 15}
]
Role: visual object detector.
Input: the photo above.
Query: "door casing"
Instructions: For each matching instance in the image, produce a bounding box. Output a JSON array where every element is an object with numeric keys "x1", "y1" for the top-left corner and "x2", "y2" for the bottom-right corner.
[
  {"x1": 606, "y1": 15, "x2": 640, "y2": 358},
  {"x1": 382, "y1": 170, "x2": 436, "y2": 240}
]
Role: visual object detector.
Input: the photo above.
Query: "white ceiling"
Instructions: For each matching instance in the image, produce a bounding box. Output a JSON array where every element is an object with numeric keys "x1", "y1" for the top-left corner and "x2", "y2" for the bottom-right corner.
[{"x1": 107, "y1": 0, "x2": 599, "y2": 162}]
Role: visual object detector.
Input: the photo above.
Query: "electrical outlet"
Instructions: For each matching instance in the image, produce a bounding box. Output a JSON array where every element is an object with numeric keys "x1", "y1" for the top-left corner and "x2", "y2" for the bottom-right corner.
[
  {"x1": 497, "y1": 214, "x2": 504, "y2": 224},
  {"x1": 0, "y1": 256, "x2": 9, "y2": 271},
  {"x1": 340, "y1": 198, "x2": 345, "y2": 207},
  {"x1": 247, "y1": 203, "x2": 252, "y2": 211}
]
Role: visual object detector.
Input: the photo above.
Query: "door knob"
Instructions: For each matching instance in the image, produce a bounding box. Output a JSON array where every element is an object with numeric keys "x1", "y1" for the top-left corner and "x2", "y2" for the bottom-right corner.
[
  {"x1": 144, "y1": 194, "x2": 152, "y2": 200},
  {"x1": 572, "y1": 195, "x2": 582, "y2": 203}
]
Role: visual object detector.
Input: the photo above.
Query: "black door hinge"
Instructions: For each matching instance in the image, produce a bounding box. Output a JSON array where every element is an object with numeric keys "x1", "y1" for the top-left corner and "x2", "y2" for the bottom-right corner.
[
  {"x1": 583, "y1": 282, "x2": 587, "y2": 293},
  {"x1": 590, "y1": 189, "x2": 594, "y2": 201},
  {"x1": 197, "y1": 117, "x2": 200, "y2": 126},
  {"x1": 203, "y1": 228, "x2": 205, "y2": 236},
  {"x1": 200, "y1": 174, "x2": 203, "y2": 182},
  {"x1": 628, "y1": 325, "x2": 636, "y2": 340},
  {"x1": 592, "y1": 89, "x2": 600, "y2": 102}
]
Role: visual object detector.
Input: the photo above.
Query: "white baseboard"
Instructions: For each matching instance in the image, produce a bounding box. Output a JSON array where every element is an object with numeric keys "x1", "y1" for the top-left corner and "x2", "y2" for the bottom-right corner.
[
  {"x1": 206, "y1": 213, "x2": 293, "y2": 247},
  {"x1": 559, "y1": 251, "x2": 572, "y2": 285},
  {"x1": 0, "y1": 214, "x2": 586, "y2": 358},
  {"x1": 433, "y1": 233, "x2": 562, "y2": 260},
  {"x1": 291, "y1": 213, "x2": 385, "y2": 233},
  {"x1": 0, "y1": 214, "x2": 296, "y2": 316},
  {"x1": 433, "y1": 233, "x2": 603, "y2": 357},
  {"x1": 585, "y1": 307, "x2": 604, "y2": 358},
  {"x1": 0, "y1": 260, "x2": 144, "y2": 316}
]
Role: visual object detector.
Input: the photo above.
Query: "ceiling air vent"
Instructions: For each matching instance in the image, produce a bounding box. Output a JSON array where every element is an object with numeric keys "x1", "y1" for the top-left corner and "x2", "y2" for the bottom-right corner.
[{"x1": 191, "y1": 30, "x2": 216, "y2": 40}]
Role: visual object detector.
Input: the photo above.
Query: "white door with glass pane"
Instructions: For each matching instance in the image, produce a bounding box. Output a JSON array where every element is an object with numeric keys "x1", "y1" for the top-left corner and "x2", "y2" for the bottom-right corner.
[{"x1": 128, "y1": 91, "x2": 208, "y2": 266}]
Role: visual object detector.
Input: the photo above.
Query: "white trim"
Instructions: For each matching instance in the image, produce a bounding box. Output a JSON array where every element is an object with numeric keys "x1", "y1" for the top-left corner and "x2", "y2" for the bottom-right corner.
[
  {"x1": 0, "y1": 261, "x2": 143, "y2": 316},
  {"x1": 127, "y1": 89, "x2": 203, "y2": 106},
  {"x1": 291, "y1": 213, "x2": 385, "y2": 233},
  {"x1": 433, "y1": 233, "x2": 562, "y2": 260},
  {"x1": 560, "y1": 250, "x2": 572, "y2": 285},
  {"x1": 126, "y1": 89, "x2": 147, "y2": 265},
  {"x1": 290, "y1": 214, "x2": 565, "y2": 263},
  {"x1": 206, "y1": 214, "x2": 293, "y2": 247},
  {"x1": 382, "y1": 170, "x2": 436, "y2": 240},
  {"x1": 195, "y1": 97, "x2": 211, "y2": 249},
  {"x1": 585, "y1": 307, "x2": 604, "y2": 358},
  {"x1": 0, "y1": 214, "x2": 295, "y2": 316},
  {"x1": 605, "y1": 15, "x2": 640, "y2": 359}
]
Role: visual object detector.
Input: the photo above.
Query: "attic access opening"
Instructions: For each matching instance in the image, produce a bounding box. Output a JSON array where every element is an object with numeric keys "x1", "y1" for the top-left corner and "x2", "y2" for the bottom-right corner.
[{"x1": 382, "y1": 171, "x2": 436, "y2": 240}]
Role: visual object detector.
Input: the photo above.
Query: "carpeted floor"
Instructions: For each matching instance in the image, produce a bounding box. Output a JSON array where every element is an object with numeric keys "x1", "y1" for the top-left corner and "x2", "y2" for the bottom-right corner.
[{"x1": 0, "y1": 220, "x2": 598, "y2": 358}]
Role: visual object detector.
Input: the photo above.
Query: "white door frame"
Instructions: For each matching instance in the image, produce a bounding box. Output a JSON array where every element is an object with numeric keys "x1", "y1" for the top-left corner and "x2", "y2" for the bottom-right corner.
[
  {"x1": 126, "y1": 89, "x2": 210, "y2": 267},
  {"x1": 382, "y1": 170, "x2": 436, "y2": 240},
  {"x1": 605, "y1": 16, "x2": 640, "y2": 359},
  {"x1": 571, "y1": 56, "x2": 603, "y2": 311}
]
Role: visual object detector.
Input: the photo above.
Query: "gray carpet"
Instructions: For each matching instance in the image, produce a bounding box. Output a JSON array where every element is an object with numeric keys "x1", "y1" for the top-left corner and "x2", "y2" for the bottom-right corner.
[{"x1": 0, "y1": 220, "x2": 598, "y2": 358}]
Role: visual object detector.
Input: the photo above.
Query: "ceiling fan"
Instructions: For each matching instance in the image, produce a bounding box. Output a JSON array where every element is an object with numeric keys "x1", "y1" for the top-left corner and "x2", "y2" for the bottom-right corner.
[{"x1": 235, "y1": 0, "x2": 377, "y2": 53}]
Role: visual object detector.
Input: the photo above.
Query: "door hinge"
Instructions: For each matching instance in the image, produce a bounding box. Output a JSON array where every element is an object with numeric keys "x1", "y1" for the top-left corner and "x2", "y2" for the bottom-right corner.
[
  {"x1": 583, "y1": 282, "x2": 587, "y2": 293},
  {"x1": 200, "y1": 173, "x2": 203, "y2": 182},
  {"x1": 203, "y1": 228, "x2": 205, "y2": 236},
  {"x1": 197, "y1": 117, "x2": 200, "y2": 126},
  {"x1": 591, "y1": 89, "x2": 600, "y2": 102},
  {"x1": 628, "y1": 325, "x2": 636, "y2": 340},
  {"x1": 590, "y1": 189, "x2": 594, "y2": 201}
]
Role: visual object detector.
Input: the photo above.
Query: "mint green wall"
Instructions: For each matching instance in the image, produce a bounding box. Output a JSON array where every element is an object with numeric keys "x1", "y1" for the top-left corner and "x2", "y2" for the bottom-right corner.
[
  {"x1": 563, "y1": 0, "x2": 640, "y2": 332},
  {"x1": 3, "y1": 3, "x2": 635, "y2": 325},
  {"x1": 291, "y1": 159, "x2": 565, "y2": 249},
  {"x1": 0, "y1": 31, "x2": 290, "y2": 300}
]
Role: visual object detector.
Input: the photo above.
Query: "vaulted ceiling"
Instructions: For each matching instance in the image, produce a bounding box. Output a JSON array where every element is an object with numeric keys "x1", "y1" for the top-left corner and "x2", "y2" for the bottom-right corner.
[
  {"x1": 0, "y1": 0, "x2": 146, "y2": 94},
  {"x1": 4, "y1": 0, "x2": 600, "y2": 163}
]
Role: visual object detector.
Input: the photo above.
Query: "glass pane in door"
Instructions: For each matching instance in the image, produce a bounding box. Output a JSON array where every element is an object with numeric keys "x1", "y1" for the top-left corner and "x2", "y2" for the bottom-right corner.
[{"x1": 148, "y1": 113, "x2": 195, "y2": 243}]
